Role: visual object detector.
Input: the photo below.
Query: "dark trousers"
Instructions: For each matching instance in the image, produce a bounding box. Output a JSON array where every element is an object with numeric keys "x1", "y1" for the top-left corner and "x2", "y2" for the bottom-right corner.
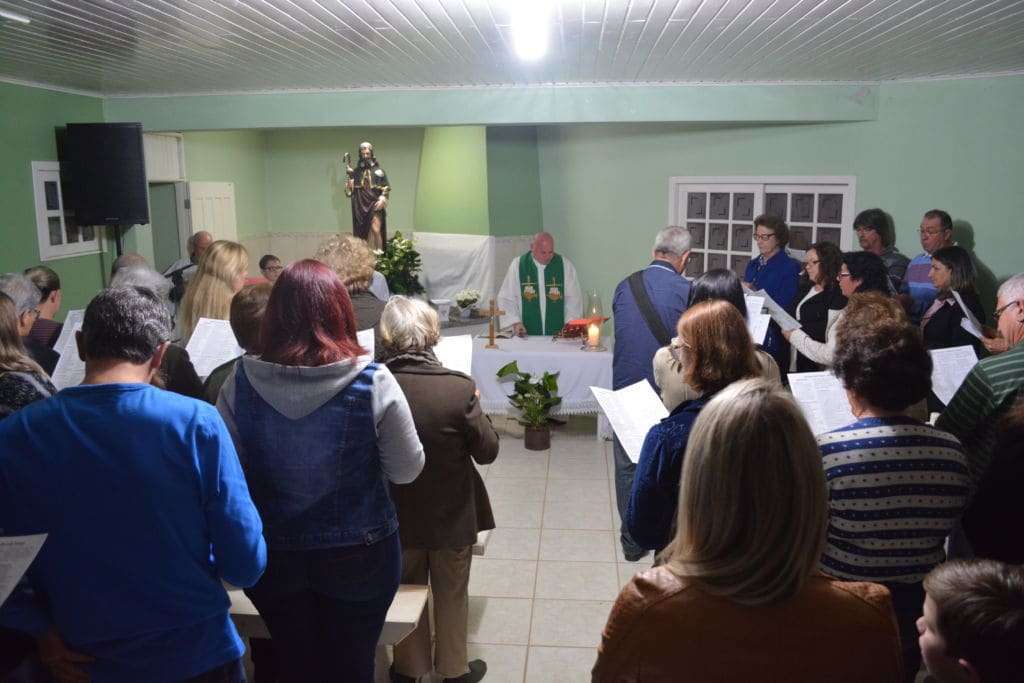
[
  {"x1": 885, "y1": 581, "x2": 925, "y2": 683},
  {"x1": 612, "y1": 436, "x2": 645, "y2": 560},
  {"x1": 245, "y1": 532, "x2": 401, "y2": 683}
]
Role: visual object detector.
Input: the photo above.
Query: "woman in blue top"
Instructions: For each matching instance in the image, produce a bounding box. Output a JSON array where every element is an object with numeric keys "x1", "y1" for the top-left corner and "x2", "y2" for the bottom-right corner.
[
  {"x1": 217, "y1": 260, "x2": 425, "y2": 682},
  {"x1": 744, "y1": 214, "x2": 802, "y2": 373},
  {"x1": 626, "y1": 299, "x2": 760, "y2": 554}
]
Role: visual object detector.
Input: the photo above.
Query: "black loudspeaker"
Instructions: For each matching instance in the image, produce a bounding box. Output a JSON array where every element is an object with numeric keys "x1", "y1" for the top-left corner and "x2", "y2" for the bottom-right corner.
[{"x1": 63, "y1": 122, "x2": 149, "y2": 226}]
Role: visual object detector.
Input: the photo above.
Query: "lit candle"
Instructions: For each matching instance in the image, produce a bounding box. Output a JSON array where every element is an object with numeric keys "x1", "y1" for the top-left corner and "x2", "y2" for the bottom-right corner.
[{"x1": 587, "y1": 323, "x2": 600, "y2": 348}]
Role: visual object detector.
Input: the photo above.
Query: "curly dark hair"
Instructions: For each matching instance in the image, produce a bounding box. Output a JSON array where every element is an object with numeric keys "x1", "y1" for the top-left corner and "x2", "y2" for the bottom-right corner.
[
  {"x1": 833, "y1": 315, "x2": 931, "y2": 412},
  {"x1": 843, "y1": 251, "x2": 891, "y2": 295}
]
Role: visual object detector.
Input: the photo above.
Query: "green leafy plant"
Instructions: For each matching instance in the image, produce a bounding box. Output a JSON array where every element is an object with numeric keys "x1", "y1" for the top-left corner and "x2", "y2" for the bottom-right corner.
[
  {"x1": 375, "y1": 231, "x2": 425, "y2": 295},
  {"x1": 496, "y1": 361, "x2": 561, "y2": 428}
]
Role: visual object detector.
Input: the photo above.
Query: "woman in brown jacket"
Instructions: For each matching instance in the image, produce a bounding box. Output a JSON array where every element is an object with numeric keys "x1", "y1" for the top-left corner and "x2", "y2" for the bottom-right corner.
[
  {"x1": 593, "y1": 378, "x2": 903, "y2": 683},
  {"x1": 380, "y1": 296, "x2": 499, "y2": 683}
]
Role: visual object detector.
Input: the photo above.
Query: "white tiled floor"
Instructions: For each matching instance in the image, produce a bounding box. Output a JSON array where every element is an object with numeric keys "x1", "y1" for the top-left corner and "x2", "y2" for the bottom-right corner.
[{"x1": 450, "y1": 420, "x2": 653, "y2": 682}]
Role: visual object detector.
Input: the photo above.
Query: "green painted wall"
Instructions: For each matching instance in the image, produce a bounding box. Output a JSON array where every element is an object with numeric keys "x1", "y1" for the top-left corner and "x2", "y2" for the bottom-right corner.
[
  {"x1": 183, "y1": 130, "x2": 268, "y2": 238},
  {"x1": 262, "y1": 127, "x2": 423, "y2": 234},
  {"x1": 106, "y1": 83, "x2": 879, "y2": 131},
  {"x1": 0, "y1": 82, "x2": 107, "y2": 318},
  {"x1": 487, "y1": 126, "x2": 543, "y2": 237},
  {"x1": 414, "y1": 126, "x2": 489, "y2": 235},
  {"x1": 536, "y1": 75, "x2": 1024, "y2": 318}
]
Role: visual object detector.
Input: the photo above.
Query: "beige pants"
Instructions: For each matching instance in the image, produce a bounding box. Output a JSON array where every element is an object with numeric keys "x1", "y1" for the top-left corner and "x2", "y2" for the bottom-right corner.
[{"x1": 392, "y1": 546, "x2": 472, "y2": 679}]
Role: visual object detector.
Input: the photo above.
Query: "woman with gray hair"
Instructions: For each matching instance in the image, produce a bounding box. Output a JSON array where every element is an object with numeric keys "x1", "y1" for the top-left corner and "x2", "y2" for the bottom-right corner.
[
  {"x1": 111, "y1": 265, "x2": 203, "y2": 398},
  {"x1": 380, "y1": 296, "x2": 499, "y2": 683}
]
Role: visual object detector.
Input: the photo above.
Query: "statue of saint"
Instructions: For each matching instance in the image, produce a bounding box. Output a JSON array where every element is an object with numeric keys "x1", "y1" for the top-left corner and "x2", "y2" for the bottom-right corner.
[{"x1": 344, "y1": 142, "x2": 390, "y2": 251}]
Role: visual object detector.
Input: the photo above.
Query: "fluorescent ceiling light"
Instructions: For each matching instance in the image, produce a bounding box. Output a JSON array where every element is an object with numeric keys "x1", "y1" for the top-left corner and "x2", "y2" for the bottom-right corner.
[
  {"x1": 0, "y1": 8, "x2": 30, "y2": 24},
  {"x1": 511, "y1": 1, "x2": 550, "y2": 62}
]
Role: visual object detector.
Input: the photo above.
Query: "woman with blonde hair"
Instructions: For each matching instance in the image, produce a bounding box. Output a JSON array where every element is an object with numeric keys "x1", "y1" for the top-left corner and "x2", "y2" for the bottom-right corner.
[
  {"x1": 178, "y1": 240, "x2": 248, "y2": 343},
  {"x1": 594, "y1": 379, "x2": 903, "y2": 682},
  {"x1": 626, "y1": 299, "x2": 759, "y2": 553},
  {"x1": 0, "y1": 291, "x2": 55, "y2": 418},
  {"x1": 314, "y1": 234, "x2": 384, "y2": 335}
]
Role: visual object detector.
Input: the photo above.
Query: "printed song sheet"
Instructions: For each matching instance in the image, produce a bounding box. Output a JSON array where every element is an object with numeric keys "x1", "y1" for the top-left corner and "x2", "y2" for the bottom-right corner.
[
  {"x1": 0, "y1": 534, "x2": 46, "y2": 608},
  {"x1": 185, "y1": 318, "x2": 244, "y2": 379},
  {"x1": 591, "y1": 380, "x2": 669, "y2": 463},
  {"x1": 952, "y1": 291, "x2": 984, "y2": 339},
  {"x1": 357, "y1": 329, "x2": 375, "y2": 360},
  {"x1": 748, "y1": 313, "x2": 771, "y2": 345},
  {"x1": 930, "y1": 345, "x2": 979, "y2": 406},
  {"x1": 50, "y1": 314, "x2": 85, "y2": 390},
  {"x1": 753, "y1": 289, "x2": 801, "y2": 332},
  {"x1": 434, "y1": 335, "x2": 473, "y2": 376},
  {"x1": 788, "y1": 371, "x2": 856, "y2": 436},
  {"x1": 744, "y1": 294, "x2": 765, "y2": 320}
]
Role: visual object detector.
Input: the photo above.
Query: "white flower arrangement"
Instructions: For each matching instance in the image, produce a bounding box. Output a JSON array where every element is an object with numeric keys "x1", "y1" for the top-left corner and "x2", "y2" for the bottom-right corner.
[{"x1": 454, "y1": 289, "x2": 481, "y2": 308}]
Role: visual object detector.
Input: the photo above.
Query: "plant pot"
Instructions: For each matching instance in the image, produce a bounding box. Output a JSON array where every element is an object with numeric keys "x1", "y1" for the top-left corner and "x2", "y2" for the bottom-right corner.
[
  {"x1": 524, "y1": 425, "x2": 551, "y2": 451},
  {"x1": 459, "y1": 306, "x2": 474, "y2": 319}
]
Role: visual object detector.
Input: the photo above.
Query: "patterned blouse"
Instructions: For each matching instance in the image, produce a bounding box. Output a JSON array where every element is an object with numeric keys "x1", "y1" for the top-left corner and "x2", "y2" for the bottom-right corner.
[{"x1": 0, "y1": 370, "x2": 56, "y2": 419}]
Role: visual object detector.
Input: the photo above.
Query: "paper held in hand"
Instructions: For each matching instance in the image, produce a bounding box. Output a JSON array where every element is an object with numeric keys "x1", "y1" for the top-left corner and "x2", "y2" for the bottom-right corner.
[
  {"x1": 788, "y1": 371, "x2": 856, "y2": 436},
  {"x1": 50, "y1": 311, "x2": 85, "y2": 390},
  {"x1": 930, "y1": 345, "x2": 979, "y2": 406},
  {"x1": 434, "y1": 335, "x2": 473, "y2": 376},
  {"x1": 185, "y1": 318, "x2": 245, "y2": 379},
  {"x1": 357, "y1": 328, "x2": 375, "y2": 360},
  {"x1": 0, "y1": 534, "x2": 46, "y2": 608},
  {"x1": 752, "y1": 289, "x2": 801, "y2": 332},
  {"x1": 591, "y1": 380, "x2": 668, "y2": 464},
  {"x1": 951, "y1": 290, "x2": 985, "y2": 339}
]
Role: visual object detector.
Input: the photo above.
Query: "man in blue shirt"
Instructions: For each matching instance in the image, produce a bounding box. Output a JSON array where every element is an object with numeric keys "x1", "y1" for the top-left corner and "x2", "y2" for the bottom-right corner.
[
  {"x1": 0, "y1": 286, "x2": 266, "y2": 682},
  {"x1": 900, "y1": 209, "x2": 955, "y2": 324},
  {"x1": 611, "y1": 226, "x2": 692, "y2": 561}
]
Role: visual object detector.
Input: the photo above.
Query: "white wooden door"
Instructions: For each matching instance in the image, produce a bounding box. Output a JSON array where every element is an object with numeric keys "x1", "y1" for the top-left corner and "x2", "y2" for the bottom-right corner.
[{"x1": 187, "y1": 181, "x2": 237, "y2": 243}]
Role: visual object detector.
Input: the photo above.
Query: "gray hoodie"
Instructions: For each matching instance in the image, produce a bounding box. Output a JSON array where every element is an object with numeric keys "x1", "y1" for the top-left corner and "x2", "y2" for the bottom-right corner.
[{"x1": 217, "y1": 356, "x2": 424, "y2": 485}]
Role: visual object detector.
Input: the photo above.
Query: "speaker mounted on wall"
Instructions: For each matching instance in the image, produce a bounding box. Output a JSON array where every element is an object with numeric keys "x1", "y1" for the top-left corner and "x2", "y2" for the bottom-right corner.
[{"x1": 62, "y1": 122, "x2": 149, "y2": 227}]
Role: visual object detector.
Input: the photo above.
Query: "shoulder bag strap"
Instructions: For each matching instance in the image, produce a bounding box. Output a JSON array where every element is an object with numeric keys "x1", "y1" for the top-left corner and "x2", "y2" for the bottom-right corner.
[{"x1": 627, "y1": 270, "x2": 673, "y2": 347}]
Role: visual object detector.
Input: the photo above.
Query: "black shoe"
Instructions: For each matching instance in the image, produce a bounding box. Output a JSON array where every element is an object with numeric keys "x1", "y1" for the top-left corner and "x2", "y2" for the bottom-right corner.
[
  {"x1": 389, "y1": 664, "x2": 417, "y2": 683},
  {"x1": 443, "y1": 659, "x2": 487, "y2": 683}
]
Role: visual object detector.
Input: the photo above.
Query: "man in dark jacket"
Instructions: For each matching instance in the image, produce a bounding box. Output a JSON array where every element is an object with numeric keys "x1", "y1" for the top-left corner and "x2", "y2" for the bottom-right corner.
[{"x1": 611, "y1": 226, "x2": 692, "y2": 561}]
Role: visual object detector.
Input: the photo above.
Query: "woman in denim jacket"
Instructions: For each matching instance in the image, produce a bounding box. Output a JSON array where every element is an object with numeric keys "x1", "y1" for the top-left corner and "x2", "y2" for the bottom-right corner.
[{"x1": 217, "y1": 259, "x2": 424, "y2": 682}]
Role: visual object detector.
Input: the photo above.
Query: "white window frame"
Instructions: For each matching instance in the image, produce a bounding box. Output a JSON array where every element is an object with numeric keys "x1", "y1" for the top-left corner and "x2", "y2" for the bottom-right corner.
[
  {"x1": 31, "y1": 161, "x2": 104, "y2": 261},
  {"x1": 668, "y1": 175, "x2": 858, "y2": 254}
]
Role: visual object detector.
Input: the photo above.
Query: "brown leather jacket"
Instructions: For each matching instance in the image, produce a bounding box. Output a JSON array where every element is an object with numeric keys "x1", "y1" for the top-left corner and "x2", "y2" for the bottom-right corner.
[{"x1": 593, "y1": 566, "x2": 902, "y2": 682}]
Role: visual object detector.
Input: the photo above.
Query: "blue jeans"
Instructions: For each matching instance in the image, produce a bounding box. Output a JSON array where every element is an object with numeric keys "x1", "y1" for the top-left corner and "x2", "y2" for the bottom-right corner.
[
  {"x1": 612, "y1": 436, "x2": 645, "y2": 560},
  {"x1": 245, "y1": 532, "x2": 402, "y2": 683}
]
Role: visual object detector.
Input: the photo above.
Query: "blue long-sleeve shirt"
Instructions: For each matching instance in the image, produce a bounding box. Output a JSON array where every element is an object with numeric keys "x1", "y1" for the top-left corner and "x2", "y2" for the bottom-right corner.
[
  {"x1": 613, "y1": 260, "x2": 691, "y2": 391},
  {"x1": 625, "y1": 396, "x2": 711, "y2": 552},
  {"x1": 745, "y1": 250, "x2": 801, "y2": 363},
  {"x1": 0, "y1": 383, "x2": 266, "y2": 682}
]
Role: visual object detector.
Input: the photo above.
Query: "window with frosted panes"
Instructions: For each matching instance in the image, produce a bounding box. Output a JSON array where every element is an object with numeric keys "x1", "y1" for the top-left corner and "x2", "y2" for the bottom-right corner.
[
  {"x1": 670, "y1": 177, "x2": 856, "y2": 280},
  {"x1": 32, "y1": 161, "x2": 103, "y2": 261}
]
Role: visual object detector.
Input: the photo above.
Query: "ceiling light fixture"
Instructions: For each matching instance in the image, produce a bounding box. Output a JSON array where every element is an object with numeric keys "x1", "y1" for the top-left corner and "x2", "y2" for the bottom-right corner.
[
  {"x1": 511, "y1": 0, "x2": 550, "y2": 62},
  {"x1": 0, "y1": 8, "x2": 31, "y2": 24}
]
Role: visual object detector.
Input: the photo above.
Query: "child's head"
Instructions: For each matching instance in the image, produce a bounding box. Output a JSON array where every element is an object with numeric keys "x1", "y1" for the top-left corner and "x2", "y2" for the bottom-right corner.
[
  {"x1": 919, "y1": 560, "x2": 1024, "y2": 682},
  {"x1": 230, "y1": 283, "x2": 272, "y2": 354}
]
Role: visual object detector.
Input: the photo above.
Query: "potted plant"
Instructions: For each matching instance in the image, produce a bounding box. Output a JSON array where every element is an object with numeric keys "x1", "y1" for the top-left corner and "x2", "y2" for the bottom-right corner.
[
  {"x1": 375, "y1": 231, "x2": 425, "y2": 295},
  {"x1": 496, "y1": 361, "x2": 561, "y2": 450},
  {"x1": 454, "y1": 289, "x2": 480, "y2": 318}
]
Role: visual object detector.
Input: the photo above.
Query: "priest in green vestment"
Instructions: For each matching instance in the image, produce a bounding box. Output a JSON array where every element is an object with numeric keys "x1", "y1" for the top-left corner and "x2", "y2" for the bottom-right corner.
[{"x1": 496, "y1": 232, "x2": 583, "y2": 336}]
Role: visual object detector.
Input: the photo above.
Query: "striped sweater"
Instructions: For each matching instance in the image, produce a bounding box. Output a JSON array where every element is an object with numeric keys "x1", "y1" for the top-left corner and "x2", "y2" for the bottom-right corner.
[{"x1": 818, "y1": 416, "x2": 969, "y2": 584}]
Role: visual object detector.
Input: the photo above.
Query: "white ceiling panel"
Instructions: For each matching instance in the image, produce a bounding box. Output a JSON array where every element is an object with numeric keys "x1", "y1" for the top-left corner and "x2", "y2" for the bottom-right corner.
[{"x1": 0, "y1": 0, "x2": 1020, "y2": 96}]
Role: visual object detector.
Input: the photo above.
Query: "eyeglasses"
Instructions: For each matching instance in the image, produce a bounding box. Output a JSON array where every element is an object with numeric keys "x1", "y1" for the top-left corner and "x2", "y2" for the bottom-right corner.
[
  {"x1": 753, "y1": 233, "x2": 776, "y2": 241},
  {"x1": 995, "y1": 301, "x2": 1019, "y2": 319},
  {"x1": 264, "y1": 265, "x2": 284, "y2": 273},
  {"x1": 837, "y1": 272, "x2": 852, "y2": 279}
]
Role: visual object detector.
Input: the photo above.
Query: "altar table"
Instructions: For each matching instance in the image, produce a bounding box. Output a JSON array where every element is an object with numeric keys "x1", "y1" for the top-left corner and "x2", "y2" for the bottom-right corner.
[{"x1": 470, "y1": 336, "x2": 613, "y2": 416}]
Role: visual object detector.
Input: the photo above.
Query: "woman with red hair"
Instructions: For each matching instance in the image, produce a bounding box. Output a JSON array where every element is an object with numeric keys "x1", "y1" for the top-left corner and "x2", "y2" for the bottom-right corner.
[{"x1": 217, "y1": 259, "x2": 424, "y2": 682}]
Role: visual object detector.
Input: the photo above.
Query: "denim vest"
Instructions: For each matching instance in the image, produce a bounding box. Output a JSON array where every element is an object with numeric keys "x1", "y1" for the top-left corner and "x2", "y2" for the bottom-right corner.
[{"x1": 232, "y1": 360, "x2": 398, "y2": 550}]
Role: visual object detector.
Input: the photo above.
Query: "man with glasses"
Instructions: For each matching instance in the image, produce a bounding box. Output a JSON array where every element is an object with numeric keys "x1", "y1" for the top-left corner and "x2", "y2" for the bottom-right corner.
[
  {"x1": 0, "y1": 273, "x2": 58, "y2": 375},
  {"x1": 938, "y1": 273, "x2": 1024, "y2": 490},
  {"x1": 259, "y1": 254, "x2": 284, "y2": 284},
  {"x1": 900, "y1": 209, "x2": 956, "y2": 324},
  {"x1": 854, "y1": 208, "x2": 909, "y2": 294}
]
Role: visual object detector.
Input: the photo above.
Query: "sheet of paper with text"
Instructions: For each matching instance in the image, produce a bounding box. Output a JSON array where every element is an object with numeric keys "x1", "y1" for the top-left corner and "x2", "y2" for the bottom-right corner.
[
  {"x1": 591, "y1": 380, "x2": 669, "y2": 463},
  {"x1": 788, "y1": 371, "x2": 856, "y2": 436},
  {"x1": 0, "y1": 534, "x2": 47, "y2": 608},
  {"x1": 185, "y1": 318, "x2": 245, "y2": 379},
  {"x1": 434, "y1": 335, "x2": 473, "y2": 376},
  {"x1": 930, "y1": 345, "x2": 979, "y2": 406}
]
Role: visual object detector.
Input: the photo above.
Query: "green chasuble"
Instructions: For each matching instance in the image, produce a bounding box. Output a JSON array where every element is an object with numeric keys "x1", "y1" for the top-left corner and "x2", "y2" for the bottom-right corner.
[{"x1": 518, "y1": 252, "x2": 566, "y2": 335}]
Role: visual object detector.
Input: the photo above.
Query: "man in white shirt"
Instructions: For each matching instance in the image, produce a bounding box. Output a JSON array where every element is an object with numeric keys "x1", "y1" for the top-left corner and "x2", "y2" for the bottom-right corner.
[{"x1": 496, "y1": 232, "x2": 582, "y2": 337}]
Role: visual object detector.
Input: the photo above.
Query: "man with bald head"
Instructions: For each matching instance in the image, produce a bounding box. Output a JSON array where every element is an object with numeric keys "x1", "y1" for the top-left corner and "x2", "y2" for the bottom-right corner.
[
  {"x1": 163, "y1": 231, "x2": 214, "y2": 304},
  {"x1": 497, "y1": 232, "x2": 582, "y2": 337}
]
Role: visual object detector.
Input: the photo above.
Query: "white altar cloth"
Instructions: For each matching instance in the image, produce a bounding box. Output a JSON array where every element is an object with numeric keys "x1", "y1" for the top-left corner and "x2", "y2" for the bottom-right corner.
[{"x1": 471, "y1": 336, "x2": 612, "y2": 416}]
